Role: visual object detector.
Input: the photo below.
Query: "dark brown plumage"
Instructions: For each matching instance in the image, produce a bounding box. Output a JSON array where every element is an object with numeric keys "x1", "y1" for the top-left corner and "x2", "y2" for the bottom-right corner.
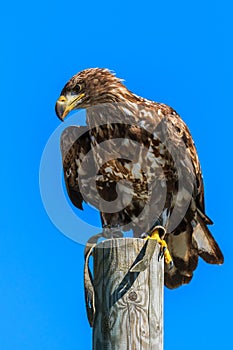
[{"x1": 55, "y1": 68, "x2": 223, "y2": 288}]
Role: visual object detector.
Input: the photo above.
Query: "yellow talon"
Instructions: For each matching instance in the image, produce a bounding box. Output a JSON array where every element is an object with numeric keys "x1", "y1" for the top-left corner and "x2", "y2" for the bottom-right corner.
[{"x1": 144, "y1": 227, "x2": 173, "y2": 267}]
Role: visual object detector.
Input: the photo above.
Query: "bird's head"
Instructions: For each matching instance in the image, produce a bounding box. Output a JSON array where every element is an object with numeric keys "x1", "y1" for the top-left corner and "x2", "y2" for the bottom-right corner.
[{"x1": 55, "y1": 68, "x2": 132, "y2": 121}]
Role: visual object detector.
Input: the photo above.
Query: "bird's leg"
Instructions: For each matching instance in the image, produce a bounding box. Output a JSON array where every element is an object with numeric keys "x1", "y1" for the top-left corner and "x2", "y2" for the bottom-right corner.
[{"x1": 142, "y1": 226, "x2": 174, "y2": 269}]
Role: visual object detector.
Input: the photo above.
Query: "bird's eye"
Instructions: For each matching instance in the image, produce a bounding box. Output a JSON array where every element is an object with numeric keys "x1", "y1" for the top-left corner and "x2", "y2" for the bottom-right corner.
[{"x1": 75, "y1": 84, "x2": 82, "y2": 93}]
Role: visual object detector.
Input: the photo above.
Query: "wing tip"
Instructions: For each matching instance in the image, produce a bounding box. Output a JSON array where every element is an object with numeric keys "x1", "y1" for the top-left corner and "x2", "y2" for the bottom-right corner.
[{"x1": 199, "y1": 249, "x2": 224, "y2": 265}]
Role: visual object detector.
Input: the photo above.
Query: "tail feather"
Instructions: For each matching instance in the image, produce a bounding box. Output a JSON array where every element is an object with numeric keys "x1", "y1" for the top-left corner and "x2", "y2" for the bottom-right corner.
[
  {"x1": 193, "y1": 213, "x2": 224, "y2": 265},
  {"x1": 165, "y1": 213, "x2": 223, "y2": 289},
  {"x1": 165, "y1": 267, "x2": 193, "y2": 289},
  {"x1": 165, "y1": 226, "x2": 198, "y2": 289}
]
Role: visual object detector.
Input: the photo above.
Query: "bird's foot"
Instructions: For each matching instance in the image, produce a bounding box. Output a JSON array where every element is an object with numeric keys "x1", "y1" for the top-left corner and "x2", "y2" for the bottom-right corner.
[{"x1": 142, "y1": 226, "x2": 174, "y2": 269}]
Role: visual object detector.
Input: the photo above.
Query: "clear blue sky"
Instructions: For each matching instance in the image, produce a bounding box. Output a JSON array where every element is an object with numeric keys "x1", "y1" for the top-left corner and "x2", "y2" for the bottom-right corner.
[{"x1": 0, "y1": 1, "x2": 232, "y2": 349}]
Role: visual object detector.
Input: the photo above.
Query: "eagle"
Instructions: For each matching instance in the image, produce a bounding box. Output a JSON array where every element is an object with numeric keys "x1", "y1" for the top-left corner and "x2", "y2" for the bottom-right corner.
[{"x1": 55, "y1": 68, "x2": 223, "y2": 289}]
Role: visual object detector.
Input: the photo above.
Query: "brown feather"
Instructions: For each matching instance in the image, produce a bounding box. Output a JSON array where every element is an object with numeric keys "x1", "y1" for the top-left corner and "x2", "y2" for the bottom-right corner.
[{"x1": 58, "y1": 68, "x2": 224, "y2": 289}]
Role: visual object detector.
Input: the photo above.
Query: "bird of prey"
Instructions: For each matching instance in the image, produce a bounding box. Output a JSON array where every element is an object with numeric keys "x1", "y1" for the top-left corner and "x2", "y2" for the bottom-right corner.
[{"x1": 55, "y1": 68, "x2": 223, "y2": 288}]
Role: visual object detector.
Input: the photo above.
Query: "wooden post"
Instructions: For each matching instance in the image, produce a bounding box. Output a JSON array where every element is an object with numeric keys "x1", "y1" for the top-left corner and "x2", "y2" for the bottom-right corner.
[{"x1": 91, "y1": 238, "x2": 164, "y2": 350}]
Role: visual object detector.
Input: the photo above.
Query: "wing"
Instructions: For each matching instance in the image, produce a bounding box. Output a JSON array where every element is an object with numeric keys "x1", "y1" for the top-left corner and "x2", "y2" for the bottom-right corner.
[
  {"x1": 162, "y1": 104, "x2": 212, "y2": 223},
  {"x1": 156, "y1": 105, "x2": 223, "y2": 288},
  {"x1": 60, "y1": 125, "x2": 93, "y2": 210}
]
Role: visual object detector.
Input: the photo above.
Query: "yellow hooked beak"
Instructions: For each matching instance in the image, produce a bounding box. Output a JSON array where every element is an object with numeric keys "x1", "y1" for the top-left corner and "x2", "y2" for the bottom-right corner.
[{"x1": 55, "y1": 93, "x2": 85, "y2": 121}]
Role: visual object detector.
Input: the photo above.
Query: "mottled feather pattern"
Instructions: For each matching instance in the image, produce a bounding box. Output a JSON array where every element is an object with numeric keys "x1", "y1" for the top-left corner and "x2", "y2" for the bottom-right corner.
[{"x1": 57, "y1": 68, "x2": 224, "y2": 288}]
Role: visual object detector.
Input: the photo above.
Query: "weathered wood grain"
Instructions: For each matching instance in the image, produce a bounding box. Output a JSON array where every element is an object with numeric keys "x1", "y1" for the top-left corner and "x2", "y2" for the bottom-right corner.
[{"x1": 92, "y1": 238, "x2": 164, "y2": 350}]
